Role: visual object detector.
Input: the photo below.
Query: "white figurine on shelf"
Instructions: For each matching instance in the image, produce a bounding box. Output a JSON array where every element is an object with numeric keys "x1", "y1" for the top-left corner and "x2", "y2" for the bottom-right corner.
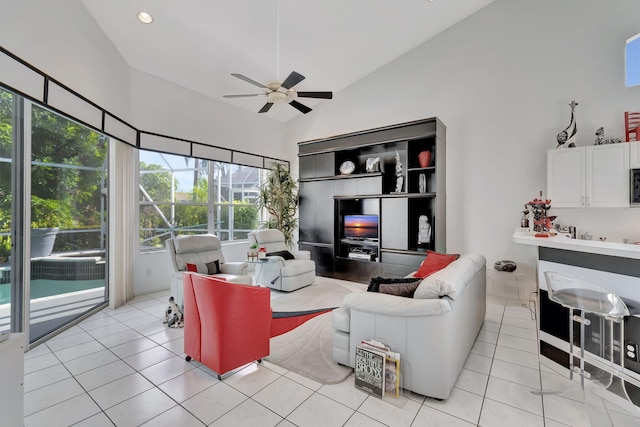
[
  {"x1": 394, "y1": 149, "x2": 404, "y2": 193},
  {"x1": 417, "y1": 215, "x2": 431, "y2": 244},
  {"x1": 527, "y1": 209, "x2": 535, "y2": 233}
]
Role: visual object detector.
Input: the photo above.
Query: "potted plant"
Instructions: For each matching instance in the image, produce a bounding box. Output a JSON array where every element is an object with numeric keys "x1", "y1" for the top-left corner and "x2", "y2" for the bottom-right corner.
[
  {"x1": 30, "y1": 196, "x2": 75, "y2": 258},
  {"x1": 258, "y1": 163, "x2": 299, "y2": 248},
  {"x1": 248, "y1": 243, "x2": 259, "y2": 260}
]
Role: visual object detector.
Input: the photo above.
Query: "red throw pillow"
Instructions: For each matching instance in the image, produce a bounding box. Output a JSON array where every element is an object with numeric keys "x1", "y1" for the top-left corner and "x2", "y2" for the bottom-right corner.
[
  {"x1": 413, "y1": 251, "x2": 459, "y2": 279},
  {"x1": 186, "y1": 263, "x2": 198, "y2": 272}
]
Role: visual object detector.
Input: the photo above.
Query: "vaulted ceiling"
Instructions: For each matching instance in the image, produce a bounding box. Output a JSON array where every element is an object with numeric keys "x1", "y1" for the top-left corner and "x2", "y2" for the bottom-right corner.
[{"x1": 81, "y1": 0, "x2": 495, "y2": 122}]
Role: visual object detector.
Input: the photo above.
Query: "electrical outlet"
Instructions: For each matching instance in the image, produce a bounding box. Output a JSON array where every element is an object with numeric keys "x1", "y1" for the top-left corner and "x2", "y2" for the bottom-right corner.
[{"x1": 624, "y1": 340, "x2": 639, "y2": 363}]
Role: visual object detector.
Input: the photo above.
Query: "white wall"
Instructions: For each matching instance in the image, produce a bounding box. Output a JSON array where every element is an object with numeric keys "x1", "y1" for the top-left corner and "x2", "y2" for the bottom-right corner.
[
  {"x1": 0, "y1": 0, "x2": 131, "y2": 117},
  {"x1": 286, "y1": 0, "x2": 640, "y2": 295}
]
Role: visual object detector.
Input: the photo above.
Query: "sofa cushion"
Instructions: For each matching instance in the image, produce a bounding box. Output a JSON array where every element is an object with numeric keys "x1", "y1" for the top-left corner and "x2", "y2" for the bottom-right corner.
[
  {"x1": 267, "y1": 250, "x2": 295, "y2": 260},
  {"x1": 206, "y1": 260, "x2": 221, "y2": 275},
  {"x1": 173, "y1": 234, "x2": 221, "y2": 254},
  {"x1": 414, "y1": 253, "x2": 486, "y2": 300},
  {"x1": 379, "y1": 281, "x2": 421, "y2": 298},
  {"x1": 413, "y1": 251, "x2": 459, "y2": 279},
  {"x1": 280, "y1": 259, "x2": 315, "y2": 277},
  {"x1": 367, "y1": 276, "x2": 422, "y2": 294}
]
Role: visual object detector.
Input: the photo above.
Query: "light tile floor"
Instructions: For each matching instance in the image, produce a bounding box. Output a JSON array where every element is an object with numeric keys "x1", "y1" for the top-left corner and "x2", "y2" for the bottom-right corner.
[{"x1": 23, "y1": 291, "x2": 640, "y2": 426}]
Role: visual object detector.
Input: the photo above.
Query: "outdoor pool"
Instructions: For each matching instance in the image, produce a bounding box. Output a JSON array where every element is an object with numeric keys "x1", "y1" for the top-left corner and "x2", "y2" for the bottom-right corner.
[{"x1": 0, "y1": 279, "x2": 105, "y2": 305}]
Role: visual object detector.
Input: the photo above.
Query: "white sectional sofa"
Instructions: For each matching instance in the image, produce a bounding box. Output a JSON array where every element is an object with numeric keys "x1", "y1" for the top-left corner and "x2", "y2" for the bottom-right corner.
[{"x1": 332, "y1": 253, "x2": 486, "y2": 400}]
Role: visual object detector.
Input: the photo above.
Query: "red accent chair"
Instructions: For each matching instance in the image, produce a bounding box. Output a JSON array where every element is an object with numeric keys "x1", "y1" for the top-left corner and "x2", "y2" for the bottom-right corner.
[{"x1": 182, "y1": 272, "x2": 271, "y2": 379}]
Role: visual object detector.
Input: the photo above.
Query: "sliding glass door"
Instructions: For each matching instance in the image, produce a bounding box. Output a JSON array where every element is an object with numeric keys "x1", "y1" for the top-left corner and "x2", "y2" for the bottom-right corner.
[
  {"x1": 0, "y1": 88, "x2": 15, "y2": 333},
  {"x1": 0, "y1": 86, "x2": 109, "y2": 343},
  {"x1": 28, "y1": 103, "x2": 109, "y2": 342}
]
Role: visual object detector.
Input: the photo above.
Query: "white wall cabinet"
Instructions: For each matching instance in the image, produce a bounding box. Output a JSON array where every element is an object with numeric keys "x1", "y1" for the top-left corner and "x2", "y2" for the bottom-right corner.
[
  {"x1": 630, "y1": 141, "x2": 640, "y2": 168},
  {"x1": 547, "y1": 144, "x2": 629, "y2": 208}
]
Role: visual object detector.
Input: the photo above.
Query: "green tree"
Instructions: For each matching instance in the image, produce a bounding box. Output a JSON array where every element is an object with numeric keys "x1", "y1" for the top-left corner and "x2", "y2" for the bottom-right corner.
[
  {"x1": 30, "y1": 104, "x2": 107, "y2": 252},
  {"x1": 0, "y1": 91, "x2": 108, "y2": 257},
  {"x1": 258, "y1": 163, "x2": 299, "y2": 247}
]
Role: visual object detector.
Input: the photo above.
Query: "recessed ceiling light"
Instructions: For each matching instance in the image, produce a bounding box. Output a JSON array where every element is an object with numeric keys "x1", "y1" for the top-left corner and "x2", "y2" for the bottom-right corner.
[{"x1": 137, "y1": 11, "x2": 153, "y2": 24}]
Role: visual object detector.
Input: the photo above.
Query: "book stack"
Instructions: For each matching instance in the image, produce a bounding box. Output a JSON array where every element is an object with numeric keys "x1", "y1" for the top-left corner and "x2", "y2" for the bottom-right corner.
[{"x1": 354, "y1": 339, "x2": 401, "y2": 398}]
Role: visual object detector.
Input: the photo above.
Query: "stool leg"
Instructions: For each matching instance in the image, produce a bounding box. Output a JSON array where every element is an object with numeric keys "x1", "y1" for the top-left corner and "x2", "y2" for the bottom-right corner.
[
  {"x1": 609, "y1": 318, "x2": 614, "y2": 369},
  {"x1": 569, "y1": 309, "x2": 575, "y2": 381},
  {"x1": 580, "y1": 310, "x2": 586, "y2": 391},
  {"x1": 619, "y1": 320, "x2": 625, "y2": 369}
]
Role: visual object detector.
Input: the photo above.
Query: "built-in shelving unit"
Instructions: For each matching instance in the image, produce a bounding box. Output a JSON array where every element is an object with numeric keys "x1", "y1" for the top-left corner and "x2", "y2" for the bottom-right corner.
[{"x1": 297, "y1": 117, "x2": 446, "y2": 283}]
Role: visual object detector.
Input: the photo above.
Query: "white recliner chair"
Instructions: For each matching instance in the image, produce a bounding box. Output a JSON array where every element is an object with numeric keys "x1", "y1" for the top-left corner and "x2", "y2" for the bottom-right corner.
[
  {"x1": 247, "y1": 229, "x2": 315, "y2": 292},
  {"x1": 166, "y1": 234, "x2": 252, "y2": 308}
]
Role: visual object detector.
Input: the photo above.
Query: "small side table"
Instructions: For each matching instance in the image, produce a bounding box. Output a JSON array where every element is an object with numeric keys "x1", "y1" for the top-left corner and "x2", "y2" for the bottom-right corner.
[
  {"x1": 492, "y1": 270, "x2": 535, "y2": 318},
  {"x1": 245, "y1": 258, "x2": 280, "y2": 287}
]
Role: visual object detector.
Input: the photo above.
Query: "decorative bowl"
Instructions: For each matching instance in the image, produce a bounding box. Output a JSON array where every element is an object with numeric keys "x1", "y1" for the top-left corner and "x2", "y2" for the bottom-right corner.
[
  {"x1": 339, "y1": 160, "x2": 356, "y2": 175},
  {"x1": 494, "y1": 260, "x2": 517, "y2": 272}
]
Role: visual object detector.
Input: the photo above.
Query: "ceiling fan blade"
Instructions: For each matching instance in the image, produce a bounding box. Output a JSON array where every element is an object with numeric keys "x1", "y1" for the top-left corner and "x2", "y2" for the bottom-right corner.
[
  {"x1": 258, "y1": 102, "x2": 274, "y2": 113},
  {"x1": 223, "y1": 94, "x2": 265, "y2": 98},
  {"x1": 231, "y1": 73, "x2": 268, "y2": 89},
  {"x1": 296, "y1": 91, "x2": 333, "y2": 99},
  {"x1": 281, "y1": 71, "x2": 305, "y2": 89},
  {"x1": 289, "y1": 100, "x2": 312, "y2": 114}
]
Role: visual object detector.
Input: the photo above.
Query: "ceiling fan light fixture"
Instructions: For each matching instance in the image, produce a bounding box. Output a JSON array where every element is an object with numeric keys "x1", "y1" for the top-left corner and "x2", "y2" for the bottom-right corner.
[
  {"x1": 137, "y1": 11, "x2": 153, "y2": 24},
  {"x1": 268, "y1": 91, "x2": 289, "y2": 104}
]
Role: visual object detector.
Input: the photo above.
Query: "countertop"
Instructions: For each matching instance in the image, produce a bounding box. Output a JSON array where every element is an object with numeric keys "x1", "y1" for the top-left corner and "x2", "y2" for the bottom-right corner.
[{"x1": 512, "y1": 228, "x2": 640, "y2": 260}]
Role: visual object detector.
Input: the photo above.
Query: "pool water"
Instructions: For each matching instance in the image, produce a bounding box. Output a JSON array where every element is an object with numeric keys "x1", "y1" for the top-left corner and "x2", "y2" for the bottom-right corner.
[{"x1": 0, "y1": 279, "x2": 105, "y2": 305}]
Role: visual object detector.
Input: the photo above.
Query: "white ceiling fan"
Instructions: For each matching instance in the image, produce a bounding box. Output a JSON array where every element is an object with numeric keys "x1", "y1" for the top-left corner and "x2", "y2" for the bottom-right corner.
[
  {"x1": 223, "y1": 71, "x2": 332, "y2": 114},
  {"x1": 222, "y1": 0, "x2": 332, "y2": 114}
]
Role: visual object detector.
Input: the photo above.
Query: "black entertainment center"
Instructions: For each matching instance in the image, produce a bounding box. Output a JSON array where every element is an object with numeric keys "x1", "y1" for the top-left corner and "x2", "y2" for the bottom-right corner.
[{"x1": 297, "y1": 117, "x2": 446, "y2": 283}]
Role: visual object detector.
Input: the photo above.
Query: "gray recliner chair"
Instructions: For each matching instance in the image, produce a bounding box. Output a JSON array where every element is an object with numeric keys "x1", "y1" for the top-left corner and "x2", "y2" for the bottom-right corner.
[
  {"x1": 247, "y1": 229, "x2": 315, "y2": 292},
  {"x1": 166, "y1": 234, "x2": 252, "y2": 308}
]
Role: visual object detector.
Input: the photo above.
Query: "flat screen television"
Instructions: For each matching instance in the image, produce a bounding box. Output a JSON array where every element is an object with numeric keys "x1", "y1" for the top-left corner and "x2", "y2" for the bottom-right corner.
[{"x1": 343, "y1": 214, "x2": 379, "y2": 240}]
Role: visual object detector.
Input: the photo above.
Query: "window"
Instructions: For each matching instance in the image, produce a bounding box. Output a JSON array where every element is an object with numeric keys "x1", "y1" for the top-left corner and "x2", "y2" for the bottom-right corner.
[{"x1": 139, "y1": 150, "x2": 263, "y2": 251}]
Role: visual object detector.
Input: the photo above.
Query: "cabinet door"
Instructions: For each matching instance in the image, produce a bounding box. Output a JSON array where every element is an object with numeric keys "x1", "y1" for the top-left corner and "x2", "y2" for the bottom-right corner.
[
  {"x1": 299, "y1": 180, "x2": 335, "y2": 244},
  {"x1": 315, "y1": 180, "x2": 336, "y2": 244},
  {"x1": 334, "y1": 179, "x2": 356, "y2": 196},
  {"x1": 586, "y1": 144, "x2": 629, "y2": 207},
  {"x1": 356, "y1": 176, "x2": 382, "y2": 195},
  {"x1": 299, "y1": 156, "x2": 316, "y2": 179},
  {"x1": 630, "y1": 142, "x2": 640, "y2": 168},
  {"x1": 547, "y1": 148, "x2": 585, "y2": 207},
  {"x1": 298, "y1": 181, "x2": 316, "y2": 242},
  {"x1": 381, "y1": 198, "x2": 408, "y2": 250},
  {"x1": 315, "y1": 152, "x2": 335, "y2": 177}
]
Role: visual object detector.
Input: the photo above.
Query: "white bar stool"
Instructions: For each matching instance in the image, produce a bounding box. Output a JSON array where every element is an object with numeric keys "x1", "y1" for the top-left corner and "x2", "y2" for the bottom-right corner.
[{"x1": 544, "y1": 271, "x2": 629, "y2": 391}]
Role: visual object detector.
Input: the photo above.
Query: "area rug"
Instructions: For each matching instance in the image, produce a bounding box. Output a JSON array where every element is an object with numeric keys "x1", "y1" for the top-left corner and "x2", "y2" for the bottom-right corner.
[
  {"x1": 269, "y1": 278, "x2": 363, "y2": 313},
  {"x1": 267, "y1": 311, "x2": 353, "y2": 384},
  {"x1": 266, "y1": 278, "x2": 365, "y2": 384}
]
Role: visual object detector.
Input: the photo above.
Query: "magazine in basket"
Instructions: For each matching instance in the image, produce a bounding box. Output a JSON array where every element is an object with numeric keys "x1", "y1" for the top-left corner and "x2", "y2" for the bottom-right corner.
[
  {"x1": 360, "y1": 339, "x2": 401, "y2": 398},
  {"x1": 354, "y1": 345, "x2": 385, "y2": 398}
]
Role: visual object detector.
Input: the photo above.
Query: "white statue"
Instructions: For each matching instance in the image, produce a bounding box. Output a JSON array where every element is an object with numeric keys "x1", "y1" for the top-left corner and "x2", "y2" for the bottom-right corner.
[
  {"x1": 417, "y1": 215, "x2": 431, "y2": 244},
  {"x1": 394, "y1": 149, "x2": 404, "y2": 193}
]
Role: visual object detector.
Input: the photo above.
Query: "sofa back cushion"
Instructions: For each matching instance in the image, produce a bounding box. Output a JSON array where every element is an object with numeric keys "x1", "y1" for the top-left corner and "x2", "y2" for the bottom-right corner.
[
  {"x1": 414, "y1": 253, "x2": 486, "y2": 300},
  {"x1": 171, "y1": 234, "x2": 225, "y2": 272},
  {"x1": 249, "y1": 229, "x2": 288, "y2": 253}
]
